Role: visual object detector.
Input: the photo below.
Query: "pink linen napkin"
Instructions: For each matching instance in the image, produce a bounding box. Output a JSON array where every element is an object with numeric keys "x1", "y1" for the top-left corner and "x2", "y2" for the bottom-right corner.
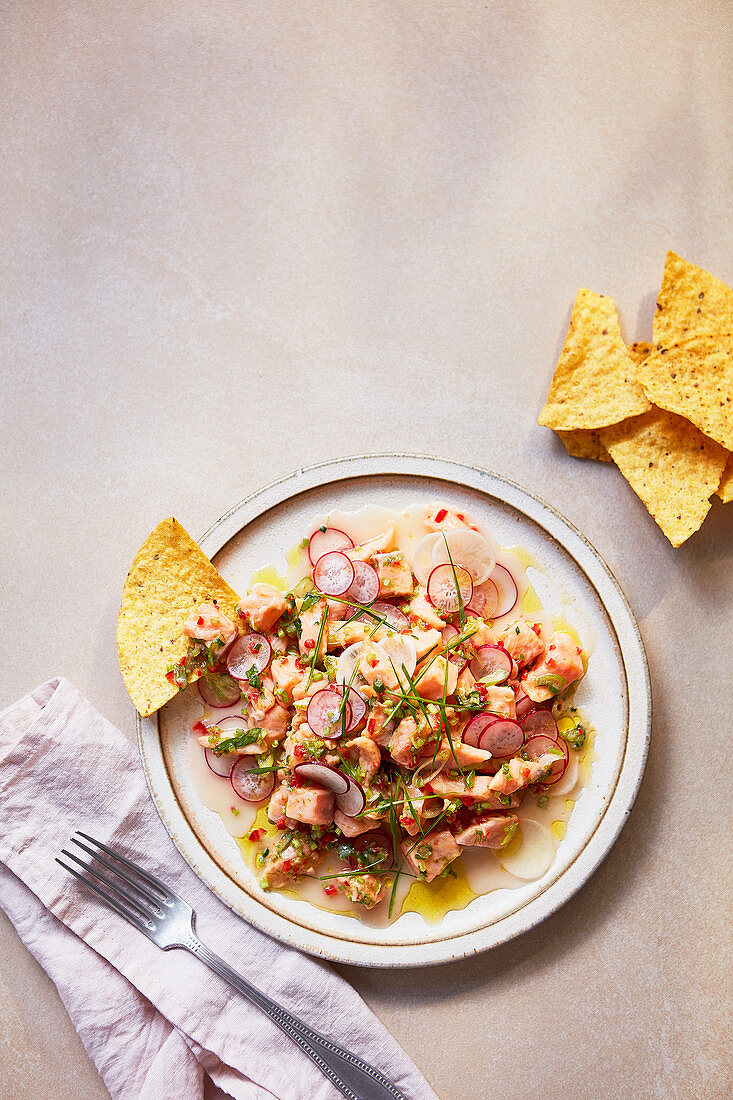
[{"x1": 0, "y1": 679, "x2": 438, "y2": 1100}]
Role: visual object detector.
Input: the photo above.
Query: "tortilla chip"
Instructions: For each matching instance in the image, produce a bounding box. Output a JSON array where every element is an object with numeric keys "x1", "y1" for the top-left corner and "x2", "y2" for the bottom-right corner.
[
  {"x1": 555, "y1": 343, "x2": 653, "y2": 462},
  {"x1": 636, "y1": 334, "x2": 733, "y2": 450},
  {"x1": 716, "y1": 454, "x2": 733, "y2": 503},
  {"x1": 538, "y1": 289, "x2": 650, "y2": 430},
  {"x1": 600, "y1": 410, "x2": 728, "y2": 547},
  {"x1": 628, "y1": 341, "x2": 652, "y2": 365},
  {"x1": 653, "y1": 251, "x2": 733, "y2": 349},
  {"x1": 557, "y1": 430, "x2": 611, "y2": 461},
  {"x1": 117, "y1": 518, "x2": 240, "y2": 716}
]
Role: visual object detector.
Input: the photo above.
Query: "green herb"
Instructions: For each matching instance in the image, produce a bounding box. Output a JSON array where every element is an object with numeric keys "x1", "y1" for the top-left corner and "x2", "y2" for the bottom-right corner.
[
  {"x1": 212, "y1": 727, "x2": 264, "y2": 755},
  {"x1": 246, "y1": 666, "x2": 262, "y2": 690},
  {"x1": 536, "y1": 795, "x2": 549, "y2": 808},
  {"x1": 536, "y1": 673, "x2": 565, "y2": 695},
  {"x1": 414, "y1": 843, "x2": 432, "y2": 860},
  {"x1": 441, "y1": 531, "x2": 466, "y2": 629}
]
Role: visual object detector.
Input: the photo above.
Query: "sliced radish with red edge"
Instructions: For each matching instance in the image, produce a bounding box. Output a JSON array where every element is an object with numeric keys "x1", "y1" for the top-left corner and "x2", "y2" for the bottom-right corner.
[
  {"x1": 478, "y1": 717, "x2": 524, "y2": 757},
  {"x1": 308, "y1": 527, "x2": 354, "y2": 565},
  {"x1": 230, "y1": 758, "x2": 274, "y2": 802},
  {"x1": 336, "y1": 685, "x2": 367, "y2": 730},
  {"x1": 514, "y1": 686, "x2": 533, "y2": 720},
  {"x1": 370, "y1": 601, "x2": 409, "y2": 630},
  {"x1": 468, "y1": 579, "x2": 499, "y2": 618},
  {"x1": 307, "y1": 688, "x2": 351, "y2": 739},
  {"x1": 313, "y1": 551, "x2": 356, "y2": 596},
  {"x1": 198, "y1": 672, "x2": 242, "y2": 708},
  {"x1": 227, "y1": 633, "x2": 271, "y2": 677},
  {"x1": 336, "y1": 776, "x2": 366, "y2": 817},
  {"x1": 426, "y1": 563, "x2": 473, "y2": 614},
  {"x1": 204, "y1": 747, "x2": 236, "y2": 778},
  {"x1": 469, "y1": 644, "x2": 512, "y2": 683},
  {"x1": 521, "y1": 709, "x2": 558, "y2": 738},
  {"x1": 489, "y1": 565, "x2": 519, "y2": 617},
  {"x1": 345, "y1": 560, "x2": 380, "y2": 604},
  {"x1": 293, "y1": 761, "x2": 350, "y2": 794},
  {"x1": 523, "y1": 734, "x2": 568, "y2": 784},
  {"x1": 463, "y1": 712, "x2": 497, "y2": 749}
]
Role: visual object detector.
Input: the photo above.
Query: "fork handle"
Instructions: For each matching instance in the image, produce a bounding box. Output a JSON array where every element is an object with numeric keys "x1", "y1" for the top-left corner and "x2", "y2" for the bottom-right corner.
[{"x1": 185, "y1": 936, "x2": 407, "y2": 1100}]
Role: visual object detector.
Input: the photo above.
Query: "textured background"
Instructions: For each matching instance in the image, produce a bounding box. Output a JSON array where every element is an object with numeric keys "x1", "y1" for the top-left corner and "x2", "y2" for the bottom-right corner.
[{"x1": 1, "y1": 3, "x2": 732, "y2": 1098}]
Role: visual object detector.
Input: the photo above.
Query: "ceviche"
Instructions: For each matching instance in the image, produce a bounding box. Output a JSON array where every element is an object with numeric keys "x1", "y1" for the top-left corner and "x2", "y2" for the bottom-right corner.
[{"x1": 184, "y1": 505, "x2": 591, "y2": 920}]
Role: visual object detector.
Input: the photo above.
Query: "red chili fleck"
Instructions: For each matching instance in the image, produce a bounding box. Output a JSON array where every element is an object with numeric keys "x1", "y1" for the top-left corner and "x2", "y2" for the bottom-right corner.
[
  {"x1": 178, "y1": 656, "x2": 186, "y2": 665},
  {"x1": 197, "y1": 615, "x2": 205, "y2": 626},
  {"x1": 368, "y1": 657, "x2": 378, "y2": 668},
  {"x1": 399, "y1": 815, "x2": 412, "y2": 828},
  {"x1": 304, "y1": 638, "x2": 316, "y2": 650},
  {"x1": 290, "y1": 775, "x2": 302, "y2": 788},
  {"x1": 192, "y1": 720, "x2": 207, "y2": 735},
  {"x1": 460, "y1": 796, "x2": 473, "y2": 807},
  {"x1": 434, "y1": 508, "x2": 448, "y2": 523},
  {"x1": 295, "y1": 659, "x2": 305, "y2": 671},
  {"x1": 367, "y1": 719, "x2": 375, "y2": 734},
  {"x1": 281, "y1": 859, "x2": 292, "y2": 872},
  {"x1": 424, "y1": 782, "x2": 434, "y2": 794},
  {"x1": 324, "y1": 884, "x2": 337, "y2": 897},
  {"x1": 532, "y1": 623, "x2": 542, "y2": 636},
  {"x1": 456, "y1": 512, "x2": 465, "y2": 521},
  {"x1": 248, "y1": 829, "x2": 263, "y2": 842},
  {"x1": 547, "y1": 658, "x2": 556, "y2": 668},
  {"x1": 276, "y1": 817, "x2": 287, "y2": 829},
  {"x1": 294, "y1": 744, "x2": 305, "y2": 759}
]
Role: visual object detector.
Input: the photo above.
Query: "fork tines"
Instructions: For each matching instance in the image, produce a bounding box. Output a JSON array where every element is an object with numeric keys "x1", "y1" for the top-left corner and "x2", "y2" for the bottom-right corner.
[{"x1": 56, "y1": 831, "x2": 171, "y2": 931}]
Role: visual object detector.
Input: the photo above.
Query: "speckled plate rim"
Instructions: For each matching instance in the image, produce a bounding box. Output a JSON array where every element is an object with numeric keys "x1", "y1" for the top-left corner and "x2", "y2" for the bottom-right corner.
[{"x1": 137, "y1": 453, "x2": 651, "y2": 967}]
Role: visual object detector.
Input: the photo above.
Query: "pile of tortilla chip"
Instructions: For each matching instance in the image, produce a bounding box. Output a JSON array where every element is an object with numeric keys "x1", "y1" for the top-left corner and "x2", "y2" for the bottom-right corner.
[
  {"x1": 538, "y1": 252, "x2": 733, "y2": 547},
  {"x1": 117, "y1": 518, "x2": 240, "y2": 716}
]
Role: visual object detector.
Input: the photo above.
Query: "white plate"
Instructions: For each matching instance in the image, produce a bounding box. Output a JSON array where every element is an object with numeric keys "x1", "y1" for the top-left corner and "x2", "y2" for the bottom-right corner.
[{"x1": 137, "y1": 454, "x2": 651, "y2": 967}]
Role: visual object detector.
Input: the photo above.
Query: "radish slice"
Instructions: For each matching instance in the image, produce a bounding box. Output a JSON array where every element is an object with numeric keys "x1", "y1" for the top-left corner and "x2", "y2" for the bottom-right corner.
[
  {"x1": 431, "y1": 528, "x2": 496, "y2": 584},
  {"x1": 514, "y1": 687, "x2": 533, "y2": 720},
  {"x1": 336, "y1": 641, "x2": 365, "y2": 684},
  {"x1": 308, "y1": 527, "x2": 354, "y2": 565},
  {"x1": 523, "y1": 734, "x2": 568, "y2": 785},
  {"x1": 469, "y1": 644, "x2": 512, "y2": 684},
  {"x1": 307, "y1": 688, "x2": 351, "y2": 739},
  {"x1": 463, "y1": 712, "x2": 497, "y2": 749},
  {"x1": 198, "y1": 672, "x2": 242, "y2": 708},
  {"x1": 542, "y1": 751, "x2": 579, "y2": 795},
  {"x1": 426, "y1": 563, "x2": 473, "y2": 614},
  {"x1": 353, "y1": 832, "x2": 394, "y2": 871},
  {"x1": 227, "y1": 633, "x2": 271, "y2": 678},
  {"x1": 468, "y1": 579, "x2": 499, "y2": 619},
  {"x1": 489, "y1": 565, "x2": 519, "y2": 617},
  {"x1": 203, "y1": 715, "x2": 261, "y2": 753},
  {"x1": 521, "y1": 709, "x2": 558, "y2": 738},
  {"x1": 412, "y1": 532, "x2": 442, "y2": 585},
  {"x1": 204, "y1": 747, "x2": 236, "y2": 778},
  {"x1": 380, "y1": 634, "x2": 417, "y2": 681},
  {"x1": 345, "y1": 560, "x2": 380, "y2": 604},
  {"x1": 293, "y1": 761, "x2": 350, "y2": 794},
  {"x1": 499, "y1": 819, "x2": 555, "y2": 880},
  {"x1": 478, "y1": 718, "x2": 524, "y2": 757},
  {"x1": 229, "y1": 758, "x2": 274, "y2": 802},
  {"x1": 336, "y1": 776, "x2": 366, "y2": 817},
  {"x1": 370, "y1": 601, "x2": 409, "y2": 630},
  {"x1": 337, "y1": 685, "x2": 367, "y2": 730},
  {"x1": 313, "y1": 551, "x2": 355, "y2": 596}
]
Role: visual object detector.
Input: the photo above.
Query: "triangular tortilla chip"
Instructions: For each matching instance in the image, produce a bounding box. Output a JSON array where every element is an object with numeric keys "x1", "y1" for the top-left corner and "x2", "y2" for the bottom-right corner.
[
  {"x1": 117, "y1": 518, "x2": 240, "y2": 716},
  {"x1": 636, "y1": 334, "x2": 733, "y2": 450},
  {"x1": 653, "y1": 251, "x2": 733, "y2": 349},
  {"x1": 557, "y1": 430, "x2": 611, "y2": 461},
  {"x1": 555, "y1": 342, "x2": 653, "y2": 461},
  {"x1": 600, "y1": 410, "x2": 728, "y2": 547},
  {"x1": 716, "y1": 454, "x2": 733, "y2": 503},
  {"x1": 538, "y1": 289, "x2": 650, "y2": 430}
]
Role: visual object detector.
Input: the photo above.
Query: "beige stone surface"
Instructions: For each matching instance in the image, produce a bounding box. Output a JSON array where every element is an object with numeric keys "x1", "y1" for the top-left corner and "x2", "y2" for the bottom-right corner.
[{"x1": 1, "y1": 3, "x2": 732, "y2": 1098}]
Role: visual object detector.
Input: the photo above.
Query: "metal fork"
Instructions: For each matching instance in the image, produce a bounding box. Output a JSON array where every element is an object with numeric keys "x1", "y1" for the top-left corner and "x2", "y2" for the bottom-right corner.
[{"x1": 56, "y1": 832, "x2": 406, "y2": 1100}]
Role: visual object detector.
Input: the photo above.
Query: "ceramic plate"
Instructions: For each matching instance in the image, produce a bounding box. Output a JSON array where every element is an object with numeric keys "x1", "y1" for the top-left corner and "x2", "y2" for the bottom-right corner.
[{"x1": 137, "y1": 454, "x2": 651, "y2": 967}]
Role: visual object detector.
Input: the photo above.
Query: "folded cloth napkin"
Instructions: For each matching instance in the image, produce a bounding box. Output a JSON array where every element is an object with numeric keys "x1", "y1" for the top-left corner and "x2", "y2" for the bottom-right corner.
[{"x1": 0, "y1": 679, "x2": 438, "y2": 1100}]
